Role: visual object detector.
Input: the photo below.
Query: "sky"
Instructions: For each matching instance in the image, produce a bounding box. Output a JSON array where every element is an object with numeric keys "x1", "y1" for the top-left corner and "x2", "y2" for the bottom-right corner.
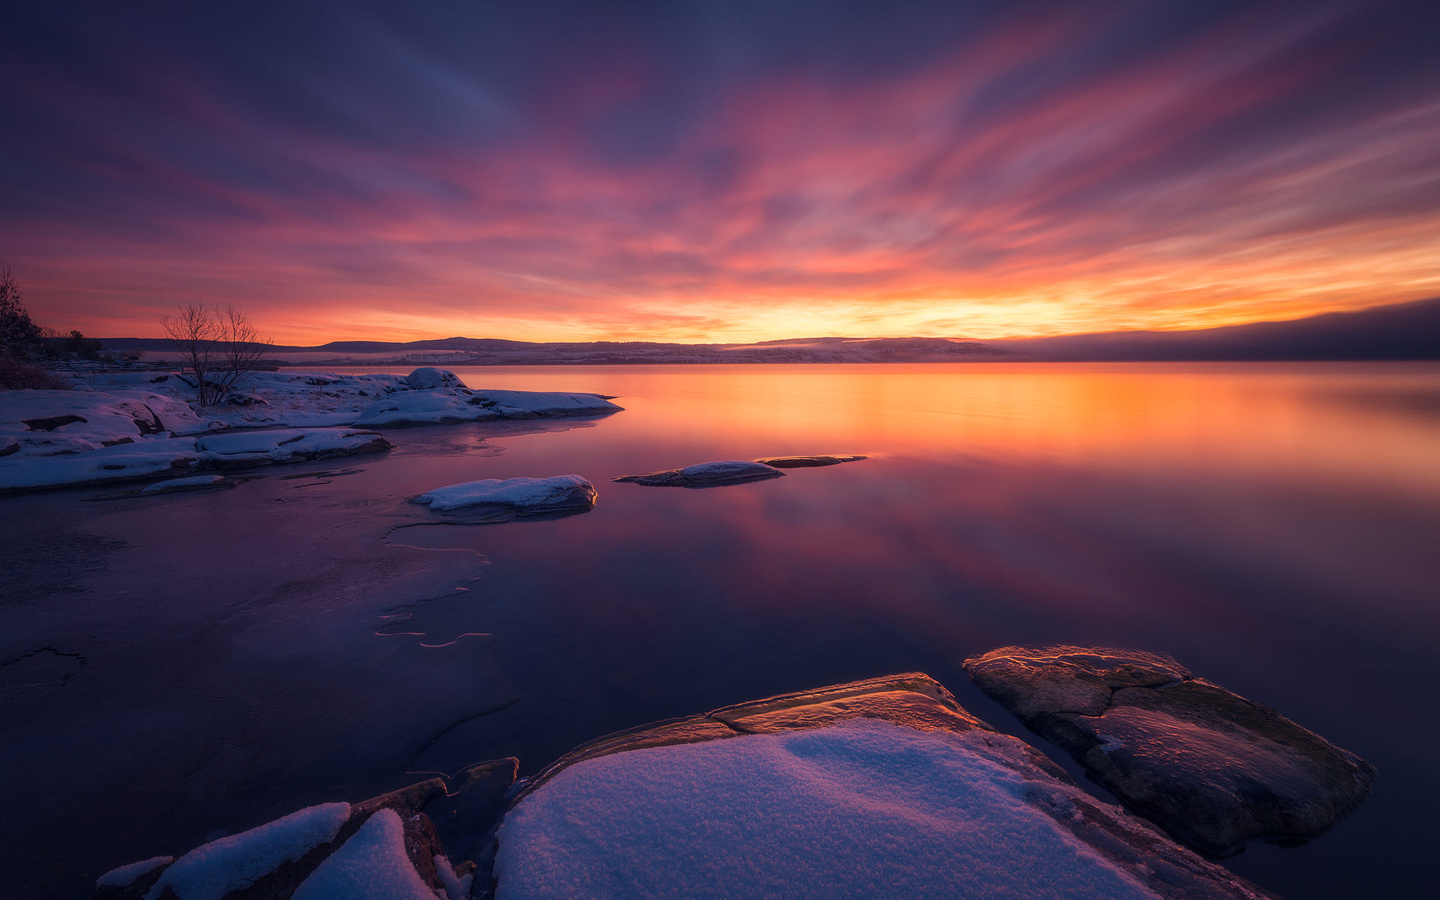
[{"x1": 2, "y1": 0, "x2": 1438, "y2": 345}]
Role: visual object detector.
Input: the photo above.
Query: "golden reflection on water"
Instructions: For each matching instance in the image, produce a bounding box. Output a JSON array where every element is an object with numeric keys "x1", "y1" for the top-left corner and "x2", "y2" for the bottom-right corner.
[{"x1": 341, "y1": 362, "x2": 1440, "y2": 495}]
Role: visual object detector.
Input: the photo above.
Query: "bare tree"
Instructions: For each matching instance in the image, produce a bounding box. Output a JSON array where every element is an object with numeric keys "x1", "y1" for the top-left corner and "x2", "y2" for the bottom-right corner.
[{"x1": 161, "y1": 303, "x2": 273, "y2": 405}]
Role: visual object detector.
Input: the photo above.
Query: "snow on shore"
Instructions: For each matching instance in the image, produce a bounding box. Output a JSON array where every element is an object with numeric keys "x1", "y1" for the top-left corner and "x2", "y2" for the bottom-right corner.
[
  {"x1": 0, "y1": 368, "x2": 620, "y2": 493},
  {"x1": 495, "y1": 718, "x2": 1162, "y2": 900}
]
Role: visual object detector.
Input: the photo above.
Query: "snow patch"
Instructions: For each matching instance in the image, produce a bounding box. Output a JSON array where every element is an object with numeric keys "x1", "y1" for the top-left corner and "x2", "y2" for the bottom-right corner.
[
  {"x1": 434, "y1": 853, "x2": 472, "y2": 900},
  {"x1": 96, "y1": 855, "x2": 172, "y2": 888},
  {"x1": 291, "y1": 808, "x2": 437, "y2": 900},
  {"x1": 144, "y1": 802, "x2": 350, "y2": 900},
  {"x1": 495, "y1": 719, "x2": 1161, "y2": 900}
]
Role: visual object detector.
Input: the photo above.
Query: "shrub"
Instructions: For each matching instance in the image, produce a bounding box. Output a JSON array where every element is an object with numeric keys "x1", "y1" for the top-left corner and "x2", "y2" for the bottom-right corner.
[{"x1": 0, "y1": 356, "x2": 72, "y2": 390}]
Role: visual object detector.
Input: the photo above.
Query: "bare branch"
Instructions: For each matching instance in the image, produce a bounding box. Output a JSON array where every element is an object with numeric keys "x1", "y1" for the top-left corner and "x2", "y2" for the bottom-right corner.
[{"x1": 161, "y1": 303, "x2": 272, "y2": 405}]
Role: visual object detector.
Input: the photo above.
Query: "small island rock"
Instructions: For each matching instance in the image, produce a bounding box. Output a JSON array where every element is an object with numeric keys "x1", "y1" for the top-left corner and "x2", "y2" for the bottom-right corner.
[
  {"x1": 964, "y1": 645, "x2": 1377, "y2": 856},
  {"x1": 753, "y1": 454, "x2": 867, "y2": 468},
  {"x1": 613, "y1": 459, "x2": 784, "y2": 487}
]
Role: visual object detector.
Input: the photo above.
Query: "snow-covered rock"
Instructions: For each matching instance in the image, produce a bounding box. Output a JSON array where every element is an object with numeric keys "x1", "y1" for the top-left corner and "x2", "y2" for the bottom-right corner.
[
  {"x1": 95, "y1": 857, "x2": 172, "y2": 890},
  {"x1": 964, "y1": 645, "x2": 1378, "y2": 855},
  {"x1": 499, "y1": 673, "x2": 1273, "y2": 900},
  {"x1": 143, "y1": 803, "x2": 350, "y2": 900},
  {"x1": 291, "y1": 809, "x2": 437, "y2": 900},
  {"x1": 352, "y1": 391, "x2": 500, "y2": 427},
  {"x1": 93, "y1": 764, "x2": 517, "y2": 900},
  {"x1": 354, "y1": 388, "x2": 619, "y2": 427},
  {"x1": 0, "y1": 429, "x2": 390, "y2": 494},
  {"x1": 196, "y1": 428, "x2": 391, "y2": 467},
  {"x1": 613, "y1": 459, "x2": 785, "y2": 487},
  {"x1": 84, "y1": 370, "x2": 412, "y2": 430},
  {"x1": 415, "y1": 475, "x2": 597, "y2": 516},
  {"x1": 0, "y1": 390, "x2": 207, "y2": 460},
  {"x1": 140, "y1": 474, "x2": 226, "y2": 494},
  {"x1": 470, "y1": 389, "x2": 620, "y2": 419},
  {"x1": 0, "y1": 437, "x2": 200, "y2": 493},
  {"x1": 2, "y1": 373, "x2": 619, "y2": 493},
  {"x1": 405, "y1": 366, "x2": 465, "y2": 390}
]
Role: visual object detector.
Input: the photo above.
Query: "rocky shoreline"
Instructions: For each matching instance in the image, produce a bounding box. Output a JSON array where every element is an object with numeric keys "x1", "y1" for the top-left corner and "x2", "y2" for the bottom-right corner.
[{"x1": 93, "y1": 653, "x2": 1371, "y2": 899}]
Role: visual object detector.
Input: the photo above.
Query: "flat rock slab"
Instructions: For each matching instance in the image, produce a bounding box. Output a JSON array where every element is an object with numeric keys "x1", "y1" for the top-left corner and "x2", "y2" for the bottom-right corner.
[
  {"x1": 501, "y1": 673, "x2": 1275, "y2": 900},
  {"x1": 964, "y1": 646, "x2": 1377, "y2": 856},
  {"x1": 613, "y1": 459, "x2": 784, "y2": 487},
  {"x1": 754, "y1": 454, "x2": 867, "y2": 468}
]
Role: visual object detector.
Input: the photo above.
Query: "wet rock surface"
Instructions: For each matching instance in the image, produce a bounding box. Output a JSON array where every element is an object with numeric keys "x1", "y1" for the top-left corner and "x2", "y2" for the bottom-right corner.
[
  {"x1": 753, "y1": 454, "x2": 867, "y2": 468},
  {"x1": 964, "y1": 645, "x2": 1377, "y2": 856},
  {"x1": 503, "y1": 673, "x2": 1276, "y2": 900},
  {"x1": 613, "y1": 459, "x2": 785, "y2": 487}
]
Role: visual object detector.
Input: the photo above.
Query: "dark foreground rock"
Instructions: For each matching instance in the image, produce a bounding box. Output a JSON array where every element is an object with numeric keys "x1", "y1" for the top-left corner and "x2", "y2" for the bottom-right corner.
[
  {"x1": 613, "y1": 459, "x2": 784, "y2": 487},
  {"x1": 93, "y1": 759, "x2": 518, "y2": 900},
  {"x1": 502, "y1": 673, "x2": 1277, "y2": 900},
  {"x1": 92, "y1": 676, "x2": 1282, "y2": 900},
  {"x1": 964, "y1": 646, "x2": 1377, "y2": 856},
  {"x1": 754, "y1": 454, "x2": 867, "y2": 467}
]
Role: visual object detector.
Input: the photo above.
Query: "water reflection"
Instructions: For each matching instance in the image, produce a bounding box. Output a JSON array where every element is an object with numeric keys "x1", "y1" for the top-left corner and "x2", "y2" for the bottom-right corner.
[{"x1": 3, "y1": 362, "x2": 1438, "y2": 900}]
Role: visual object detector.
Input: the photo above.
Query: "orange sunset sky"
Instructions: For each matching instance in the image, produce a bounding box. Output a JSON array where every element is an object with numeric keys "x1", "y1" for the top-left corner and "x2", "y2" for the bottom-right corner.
[{"x1": 2, "y1": 0, "x2": 1437, "y2": 346}]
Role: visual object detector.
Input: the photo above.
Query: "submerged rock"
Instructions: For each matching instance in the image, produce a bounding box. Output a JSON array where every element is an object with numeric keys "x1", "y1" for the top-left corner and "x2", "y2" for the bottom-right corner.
[
  {"x1": 754, "y1": 454, "x2": 867, "y2": 468},
  {"x1": 964, "y1": 645, "x2": 1377, "y2": 856},
  {"x1": 613, "y1": 459, "x2": 785, "y2": 487},
  {"x1": 499, "y1": 673, "x2": 1274, "y2": 900},
  {"x1": 415, "y1": 475, "x2": 597, "y2": 517}
]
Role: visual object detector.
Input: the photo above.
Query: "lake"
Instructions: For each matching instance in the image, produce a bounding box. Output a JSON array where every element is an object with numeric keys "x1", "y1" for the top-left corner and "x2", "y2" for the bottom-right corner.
[{"x1": 2, "y1": 362, "x2": 1438, "y2": 899}]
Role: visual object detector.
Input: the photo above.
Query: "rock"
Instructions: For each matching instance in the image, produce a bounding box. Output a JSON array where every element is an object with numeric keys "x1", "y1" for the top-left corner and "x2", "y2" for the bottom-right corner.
[
  {"x1": 91, "y1": 762, "x2": 516, "y2": 900},
  {"x1": 196, "y1": 428, "x2": 392, "y2": 468},
  {"x1": 405, "y1": 367, "x2": 466, "y2": 390},
  {"x1": 22, "y1": 413, "x2": 87, "y2": 431},
  {"x1": 414, "y1": 475, "x2": 597, "y2": 517},
  {"x1": 1, "y1": 437, "x2": 19, "y2": 457},
  {"x1": 753, "y1": 454, "x2": 867, "y2": 468},
  {"x1": 499, "y1": 674, "x2": 1275, "y2": 900},
  {"x1": 352, "y1": 389, "x2": 619, "y2": 427},
  {"x1": 140, "y1": 475, "x2": 227, "y2": 495},
  {"x1": 421, "y1": 758, "x2": 519, "y2": 872},
  {"x1": 613, "y1": 460, "x2": 785, "y2": 487},
  {"x1": 964, "y1": 645, "x2": 1377, "y2": 856},
  {"x1": 224, "y1": 392, "x2": 269, "y2": 406}
]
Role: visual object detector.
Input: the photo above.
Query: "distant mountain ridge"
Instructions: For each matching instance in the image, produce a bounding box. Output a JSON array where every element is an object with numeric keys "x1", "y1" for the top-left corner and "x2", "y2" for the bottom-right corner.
[
  {"x1": 992, "y1": 296, "x2": 1440, "y2": 361},
  {"x1": 101, "y1": 297, "x2": 1440, "y2": 363}
]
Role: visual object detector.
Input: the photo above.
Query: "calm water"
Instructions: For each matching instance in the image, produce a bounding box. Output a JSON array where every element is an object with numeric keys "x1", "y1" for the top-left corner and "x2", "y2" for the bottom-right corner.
[{"x1": 2, "y1": 362, "x2": 1438, "y2": 899}]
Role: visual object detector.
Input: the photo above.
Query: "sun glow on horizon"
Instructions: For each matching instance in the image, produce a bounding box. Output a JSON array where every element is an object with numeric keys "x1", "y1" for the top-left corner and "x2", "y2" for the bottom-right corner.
[{"x1": 3, "y1": 1, "x2": 1438, "y2": 345}]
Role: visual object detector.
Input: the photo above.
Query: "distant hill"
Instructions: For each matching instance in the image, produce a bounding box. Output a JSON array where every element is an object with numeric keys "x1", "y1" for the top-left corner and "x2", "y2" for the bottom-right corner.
[
  {"x1": 996, "y1": 297, "x2": 1440, "y2": 361},
  {"x1": 101, "y1": 297, "x2": 1440, "y2": 363}
]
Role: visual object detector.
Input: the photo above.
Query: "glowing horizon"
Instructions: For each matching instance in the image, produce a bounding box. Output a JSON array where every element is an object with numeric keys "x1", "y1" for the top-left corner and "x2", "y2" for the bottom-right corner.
[{"x1": 3, "y1": 1, "x2": 1438, "y2": 346}]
